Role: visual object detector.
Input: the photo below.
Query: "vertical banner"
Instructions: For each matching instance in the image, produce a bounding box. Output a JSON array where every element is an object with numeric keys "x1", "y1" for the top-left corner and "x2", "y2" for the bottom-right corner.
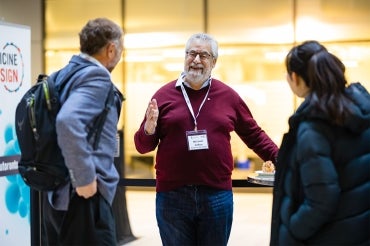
[{"x1": 0, "y1": 22, "x2": 31, "y2": 245}]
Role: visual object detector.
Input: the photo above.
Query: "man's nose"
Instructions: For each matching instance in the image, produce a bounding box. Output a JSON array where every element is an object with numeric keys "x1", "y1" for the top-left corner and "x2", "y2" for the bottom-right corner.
[{"x1": 193, "y1": 54, "x2": 201, "y2": 63}]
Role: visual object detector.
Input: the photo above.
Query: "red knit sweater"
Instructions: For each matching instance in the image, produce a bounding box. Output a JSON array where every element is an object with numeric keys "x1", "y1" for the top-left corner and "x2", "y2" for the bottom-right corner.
[{"x1": 134, "y1": 79, "x2": 278, "y2": 192}]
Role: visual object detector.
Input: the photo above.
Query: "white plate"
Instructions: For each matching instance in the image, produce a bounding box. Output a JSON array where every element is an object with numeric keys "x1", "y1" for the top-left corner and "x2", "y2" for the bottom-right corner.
[{"x1": 255, "y1": 170, "x2": 275, "y2": 177}]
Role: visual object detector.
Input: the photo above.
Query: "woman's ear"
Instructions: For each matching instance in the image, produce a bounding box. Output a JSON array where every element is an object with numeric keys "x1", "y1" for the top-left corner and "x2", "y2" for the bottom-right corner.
[
  {"x1": 291, "y1": 72, "x2": 299, "y2": 85},
  {"x1": 291, "y1": 72, "x2": 310, "y2": 97}
]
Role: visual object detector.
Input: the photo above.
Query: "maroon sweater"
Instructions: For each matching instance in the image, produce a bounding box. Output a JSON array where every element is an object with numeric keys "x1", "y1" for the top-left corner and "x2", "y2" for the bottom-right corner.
[{"x1": 134, "y1": 79, "x2": 278, "y2": 192}]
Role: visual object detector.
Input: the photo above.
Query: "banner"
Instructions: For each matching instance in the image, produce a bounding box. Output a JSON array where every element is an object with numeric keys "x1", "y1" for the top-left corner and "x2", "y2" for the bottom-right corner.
[{"x1": 0, "y1": 21, "x2": 31, "y2": 246}]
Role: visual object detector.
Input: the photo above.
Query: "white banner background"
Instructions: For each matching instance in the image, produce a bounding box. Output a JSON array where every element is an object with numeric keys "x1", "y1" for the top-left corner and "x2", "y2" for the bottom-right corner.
[{"x1": 0, "y1": 21, "x2": 31, "y2": 246}]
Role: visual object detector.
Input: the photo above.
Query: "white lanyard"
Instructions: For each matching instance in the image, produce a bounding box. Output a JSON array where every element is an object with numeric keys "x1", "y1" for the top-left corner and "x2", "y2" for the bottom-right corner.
[{"x1": 180, "y1": 80, "x2": 211, "y2": 131}]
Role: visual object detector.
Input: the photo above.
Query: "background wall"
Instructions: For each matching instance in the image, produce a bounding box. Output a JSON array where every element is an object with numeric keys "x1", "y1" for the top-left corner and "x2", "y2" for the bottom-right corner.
[
  {"x1": 0, "y1": 2, "x2": 40, "y2": 243},
  {"x1": 0, "y1": 0, "x2": 44, "y2": 82}
]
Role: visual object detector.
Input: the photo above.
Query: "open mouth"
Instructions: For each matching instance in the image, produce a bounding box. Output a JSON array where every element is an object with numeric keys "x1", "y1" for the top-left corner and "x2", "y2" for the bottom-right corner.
[{"x1": 189, "y1": 66, "x2": 203, "y2": 73}]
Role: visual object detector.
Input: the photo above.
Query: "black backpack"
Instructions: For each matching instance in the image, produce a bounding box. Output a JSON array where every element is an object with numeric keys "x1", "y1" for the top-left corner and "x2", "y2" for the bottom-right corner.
[{"x1": 15, "y1": 64, "x2": 116, "y2": 191}]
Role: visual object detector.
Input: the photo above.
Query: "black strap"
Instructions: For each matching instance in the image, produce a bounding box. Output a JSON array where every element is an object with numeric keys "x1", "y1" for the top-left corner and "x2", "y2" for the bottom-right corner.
[
  {"x1": 87, "y1": 83, "x2": 116, "y2": 150},
  {"x1": 49, "y1": 63, "x2": 112, "y2": 150},
  {"x1": 48, "y1": 64, "x2": 118, "y2": 151},
  {"x1": 41, "y1": 64, "x2": 91, "y2": 116}
]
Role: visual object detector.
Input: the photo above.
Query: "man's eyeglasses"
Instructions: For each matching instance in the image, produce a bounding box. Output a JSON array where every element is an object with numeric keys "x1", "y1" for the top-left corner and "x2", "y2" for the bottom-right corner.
[{"x1": 186, "y1": 51, "x2": 213, "y2": 60}]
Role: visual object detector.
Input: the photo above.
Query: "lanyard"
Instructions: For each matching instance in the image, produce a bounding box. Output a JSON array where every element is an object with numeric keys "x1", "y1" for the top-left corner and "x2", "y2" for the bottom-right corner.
[{"x1": 180, "y1": 80, "x2": 212, "y2": 131}]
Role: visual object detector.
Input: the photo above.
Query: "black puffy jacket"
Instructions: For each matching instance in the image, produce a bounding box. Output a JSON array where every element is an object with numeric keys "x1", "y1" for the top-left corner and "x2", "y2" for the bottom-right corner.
[{"x1": 270, "y1": 83, "x2": 370, "y2": 246}]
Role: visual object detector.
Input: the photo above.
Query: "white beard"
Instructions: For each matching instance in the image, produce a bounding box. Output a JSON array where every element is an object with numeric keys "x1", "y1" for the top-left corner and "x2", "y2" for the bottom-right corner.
[{"x1": 185, "y1": 70, "x2": 207, "y2": 88}]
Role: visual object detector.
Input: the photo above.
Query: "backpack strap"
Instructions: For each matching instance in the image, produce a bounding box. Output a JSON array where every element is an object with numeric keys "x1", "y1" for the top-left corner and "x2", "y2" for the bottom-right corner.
[
  {"x1": 49, "y1": 63, "x2": 120, "y2": 151},
  {"x1": 40, "y1": 64, "x2": 91, "y2": 116},
  {"x1": 54, "y1": 63, "x2": 92, "y2": 95},
  {"x1": 87, "y1": 83, "x2": 116, "y2": 150}
]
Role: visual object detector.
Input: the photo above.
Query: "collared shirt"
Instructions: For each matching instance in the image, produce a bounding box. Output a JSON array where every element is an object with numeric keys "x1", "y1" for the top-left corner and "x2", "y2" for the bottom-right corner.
[{"x1": 79, "y1": 53, "x2": 111, "y2": 78}]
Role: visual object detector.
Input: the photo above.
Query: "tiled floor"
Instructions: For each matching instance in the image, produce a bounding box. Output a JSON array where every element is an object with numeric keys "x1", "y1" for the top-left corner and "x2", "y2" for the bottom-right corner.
[{"x1": 123, "y1": 189, "x2": 273, "y2": 246}]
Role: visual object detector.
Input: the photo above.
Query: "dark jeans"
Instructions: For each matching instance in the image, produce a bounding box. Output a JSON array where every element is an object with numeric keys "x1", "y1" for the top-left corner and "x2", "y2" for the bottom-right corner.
[
  {"x1": 42, "y1": 192, "x2": 116, "y2": 246},
  {"x1": 156, "y1": 185, "x2": 233, "y2": 246}
]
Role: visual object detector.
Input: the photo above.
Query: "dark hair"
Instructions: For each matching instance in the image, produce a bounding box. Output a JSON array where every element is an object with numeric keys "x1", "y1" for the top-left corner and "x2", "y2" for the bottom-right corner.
[
  {"x1": 79, "y1": 18, "x2": 123, "y2": 55},
  {"x1": 286, "y1": 40, "x2": 351, "y2": 125}
]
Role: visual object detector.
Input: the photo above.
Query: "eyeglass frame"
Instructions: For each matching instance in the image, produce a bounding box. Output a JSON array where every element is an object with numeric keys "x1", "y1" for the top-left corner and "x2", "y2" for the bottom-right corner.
[{"x1": 185, "y1": 50, "x2": 214, "y2": 60}]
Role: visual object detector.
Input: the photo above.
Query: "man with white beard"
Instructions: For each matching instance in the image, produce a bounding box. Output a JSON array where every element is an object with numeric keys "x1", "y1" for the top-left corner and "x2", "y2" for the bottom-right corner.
[{"x1": 134, "y1": 33, "x2": 278, "y2": 246}]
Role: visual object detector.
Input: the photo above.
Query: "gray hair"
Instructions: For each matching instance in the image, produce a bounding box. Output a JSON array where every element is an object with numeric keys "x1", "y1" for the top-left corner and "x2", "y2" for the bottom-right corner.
[
  {"x1": 185, "y1": 33, "x2": 218, "y2": 59},
  {"x1": 79, "y1": 18, "x2": 123, "y2": 55}
]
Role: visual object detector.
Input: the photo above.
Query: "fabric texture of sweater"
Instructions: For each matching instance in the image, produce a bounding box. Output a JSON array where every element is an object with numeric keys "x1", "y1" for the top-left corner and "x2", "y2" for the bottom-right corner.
[
  {"x1": 134, "y1": 78, "x2": 278, "y2": 192},
  {"x1": 49, "y1": 55, "x2": 122, "y2": 210},
  {"x1": 270, "y1": 82, "x2": 370, "y2": 245}
]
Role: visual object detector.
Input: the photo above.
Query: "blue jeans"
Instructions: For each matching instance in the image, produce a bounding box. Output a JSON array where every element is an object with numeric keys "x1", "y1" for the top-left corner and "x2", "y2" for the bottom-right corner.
[{"x1": 156, "y1": 185, "x2": 233, "y2": 246}]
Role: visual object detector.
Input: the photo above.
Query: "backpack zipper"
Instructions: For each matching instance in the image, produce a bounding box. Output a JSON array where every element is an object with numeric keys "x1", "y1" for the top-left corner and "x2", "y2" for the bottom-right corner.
[{"x1": 27, "y1": 96, "x2": 39, "y2": 140}]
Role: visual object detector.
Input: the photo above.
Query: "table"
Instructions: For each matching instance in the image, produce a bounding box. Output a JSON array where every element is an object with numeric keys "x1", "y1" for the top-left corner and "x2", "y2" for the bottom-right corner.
[{"x1": 119, "y1": 178, "x2": 273, "y2": 187}]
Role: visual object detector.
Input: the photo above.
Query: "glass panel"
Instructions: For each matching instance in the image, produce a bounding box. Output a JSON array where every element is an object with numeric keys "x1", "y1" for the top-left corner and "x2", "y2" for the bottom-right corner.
[
  {"x1": 45, "y1": 0, "x2": 122, "y2": 50},
  {"x1": 44, "y1": 1, "x2": 123, "y2": 78},
  {"x1": 124, "y1": 0, "x2": 204, "y2": 48},
  {"x1": 325, "y1": 42, "x2": 370, "y2": 90},
  {"x1": 44, "y1": 0, "x2": 124, "y2": 126},
  {"x1": 214, "y1": 45, "x2": 289, "y2": 83},
  {"x1": 208, "y1": 0, "x2": 293, "y2": 44},
  {"x1": 296, "y1": 0, "x2": 370, "y2": 41},
  {"x1": 124, "y1": 47, "x2": 184, "y2": 83}
]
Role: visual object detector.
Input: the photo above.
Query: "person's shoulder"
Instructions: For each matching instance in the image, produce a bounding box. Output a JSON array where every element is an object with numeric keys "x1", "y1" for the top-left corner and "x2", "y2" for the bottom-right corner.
[
  {"x1": 165, "y1": 79, "x2": 178, "y2": 87},
  {"x1": 298, "y1": 120, "x2": 335, "y2": 143},
  {"x1": 150, "y1": 79, "x2": 178, "y2": 98},
  {"x1": 76, "y1": 65, "x2": 111, "y2": 87},
  {"x1": 211, "y1": 78, "x2": 240, "y2": 96},
  {"x1": 157, "y1": 79, "x2": 178, "y2": 91},
  {"x1": 58, "y1": 57, "x2": 110, "y2": 92},
  {"x1": 212, "y1": 78, "x2": 234, "y2": 89},
  {"x1": 57, "y1": 56, "x2": 99, "y2": 77},
  {"x1": 211, "y1": 78, "x2": 224, "y2": 85}
]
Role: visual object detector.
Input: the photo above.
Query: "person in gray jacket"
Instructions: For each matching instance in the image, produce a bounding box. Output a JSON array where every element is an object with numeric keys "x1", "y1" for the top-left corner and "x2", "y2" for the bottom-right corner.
[
  {"x1": 270, "y1": 40, "x2": 370, "y2": 245},
  {"x1": 42, "y1": 18, "x2": 124, "y2": 245}
]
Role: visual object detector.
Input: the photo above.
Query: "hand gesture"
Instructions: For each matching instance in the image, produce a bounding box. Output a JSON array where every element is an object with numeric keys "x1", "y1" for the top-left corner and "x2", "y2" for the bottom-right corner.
[{"x1": 144, "y1": 99, "x2": 159, "y2": 135}]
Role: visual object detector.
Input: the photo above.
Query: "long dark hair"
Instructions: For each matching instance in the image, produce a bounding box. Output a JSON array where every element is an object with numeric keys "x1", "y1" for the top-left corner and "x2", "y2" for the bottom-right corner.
[{"x1": 286, "y1": 40, "x2": 352, "y2": 125}]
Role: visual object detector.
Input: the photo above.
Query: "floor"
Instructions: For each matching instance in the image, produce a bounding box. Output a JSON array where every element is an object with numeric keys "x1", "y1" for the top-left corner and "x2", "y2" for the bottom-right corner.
[{"x1": 123, "y1": 189, "x2": 273, "y2": 246}]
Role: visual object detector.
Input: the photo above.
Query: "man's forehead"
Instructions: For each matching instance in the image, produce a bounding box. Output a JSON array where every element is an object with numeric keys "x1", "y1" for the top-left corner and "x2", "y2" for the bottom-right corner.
[{"x1": 188, "y1": 40, "x2": 211, "y2": 51}]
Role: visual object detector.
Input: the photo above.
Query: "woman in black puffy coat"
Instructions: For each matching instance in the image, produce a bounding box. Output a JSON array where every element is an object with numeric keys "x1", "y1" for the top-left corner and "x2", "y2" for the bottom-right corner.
[{"x1": 270, "y1": 40, "x2": 370, "y2": 246}]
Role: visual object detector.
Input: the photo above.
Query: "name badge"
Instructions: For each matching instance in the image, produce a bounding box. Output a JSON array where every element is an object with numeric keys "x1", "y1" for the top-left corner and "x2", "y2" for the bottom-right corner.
[{"x1": 186, "y1": 129, "x2": 209, "y2": 151}]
